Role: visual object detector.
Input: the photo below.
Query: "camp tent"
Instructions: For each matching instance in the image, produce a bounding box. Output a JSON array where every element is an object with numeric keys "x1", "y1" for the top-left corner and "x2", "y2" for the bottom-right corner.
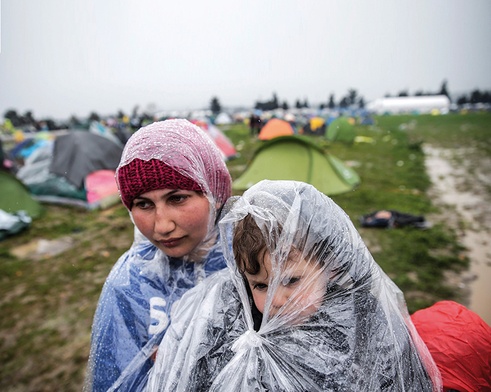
[
  {"x1": 16, "y1": 130, "x2": 123, "y2": 209},
  {"x1": 214, "y1": 112, "x2": 233, "y2": 125},
  {"x1": 232, "y1": 135, "x2": 360, "y2": 195},
  {"x1": 0, "y1": 170, "x2": 43, "y2": 218},
  {"x1": 49, "y1": 130, "x2": 123, "y2": 189},
  {"x1": 0, "y1": 170, "x2": 44, "y2": 239},
  {"x1": 191, "y1": 120, "x2": 237, "y2": 160},
  {"x1": 301, "y1": 116, "x2": 327, "y2": 136},
  {"x1": 258, "y1": 118, "x2": 295, "y2": 140},
  {"x1": 326, "y1": 117, "x2": 356, "y2": 143}
]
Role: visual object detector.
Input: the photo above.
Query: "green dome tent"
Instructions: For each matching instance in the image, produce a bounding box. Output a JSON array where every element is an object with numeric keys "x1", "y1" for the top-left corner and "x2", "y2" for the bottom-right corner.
[
  {"x1": 326, "y1": 117, "x2": 356, "y2": 143},
  {"x1": 0, "y1": 171, "x2": 43, "y2": 218},
  {"x1": 232, "y1": 135, "x2": 360, "y2": 196}
]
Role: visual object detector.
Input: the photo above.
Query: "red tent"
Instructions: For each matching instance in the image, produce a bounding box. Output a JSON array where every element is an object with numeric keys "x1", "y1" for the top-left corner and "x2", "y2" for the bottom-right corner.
[{"x1": 191, "y1": 120, "x2": 237, "y2": 160}]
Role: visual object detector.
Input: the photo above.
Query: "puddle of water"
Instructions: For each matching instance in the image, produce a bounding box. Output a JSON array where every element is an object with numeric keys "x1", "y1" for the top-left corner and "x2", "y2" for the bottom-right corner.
[{"x1": 424, "y1": 145, "x2": 491, "y2": 325}]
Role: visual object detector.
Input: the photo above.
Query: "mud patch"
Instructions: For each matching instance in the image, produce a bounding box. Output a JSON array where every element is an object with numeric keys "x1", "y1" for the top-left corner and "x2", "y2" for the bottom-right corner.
[{"x1": 424, "y1": 145, "x2": 491, "y2": 325}]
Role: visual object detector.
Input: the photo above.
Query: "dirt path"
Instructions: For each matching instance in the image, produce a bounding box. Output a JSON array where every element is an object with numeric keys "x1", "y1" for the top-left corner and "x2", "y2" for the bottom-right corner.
[{"x1": 424, "y1": 145, "x2": 491, "y2": 325}]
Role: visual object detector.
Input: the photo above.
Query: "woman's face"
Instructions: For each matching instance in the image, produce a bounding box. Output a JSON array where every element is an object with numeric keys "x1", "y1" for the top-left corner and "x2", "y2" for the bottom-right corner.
[
  {"x1": 131, "y1": 188, "x2": 211, "y2": 259},
  {"x1": 244, "y1": 249, "x2": 327, "y2": 321}
]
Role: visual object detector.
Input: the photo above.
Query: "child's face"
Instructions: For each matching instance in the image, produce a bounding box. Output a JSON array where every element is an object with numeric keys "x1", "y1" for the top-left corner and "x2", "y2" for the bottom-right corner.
[{"x1": 243, "y1": 249, "x2": 327, "y2": 322}]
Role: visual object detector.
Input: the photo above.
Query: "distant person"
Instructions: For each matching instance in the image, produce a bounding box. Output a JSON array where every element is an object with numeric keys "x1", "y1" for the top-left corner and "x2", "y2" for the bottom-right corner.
[
  {"x1": 83, "y1": 119, "x2": 232, "y2": 391},
  {"x1": 249, "y1": 112, "x2": 262, "y2": 136},
  {"x1": 145, "y1": 180, "x2": 441, "y2": 391}
]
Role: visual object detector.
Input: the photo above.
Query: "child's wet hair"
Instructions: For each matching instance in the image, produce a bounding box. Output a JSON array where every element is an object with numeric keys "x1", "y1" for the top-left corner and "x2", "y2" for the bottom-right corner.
[
  {"x1": 233, "y1": 214, "x2": 267, "y2": 275},
  {"x1": 232, "y1": 214, "x2": 330, "y2": 276}
]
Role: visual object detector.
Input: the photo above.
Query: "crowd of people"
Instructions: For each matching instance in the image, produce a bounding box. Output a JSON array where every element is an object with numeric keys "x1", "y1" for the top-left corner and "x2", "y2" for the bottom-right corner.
[{"x1": 83, "y1": 119, "x2": 490, "y2": 391}]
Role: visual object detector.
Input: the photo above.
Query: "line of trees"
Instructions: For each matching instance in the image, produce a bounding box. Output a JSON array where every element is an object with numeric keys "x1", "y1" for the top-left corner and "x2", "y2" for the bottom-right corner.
[
  {"x1": 252, "y1": 89, "x2": 366, "y2": 112},
  {"x1": 4, "y1": 80, "x2": 491, "y2": 130}
]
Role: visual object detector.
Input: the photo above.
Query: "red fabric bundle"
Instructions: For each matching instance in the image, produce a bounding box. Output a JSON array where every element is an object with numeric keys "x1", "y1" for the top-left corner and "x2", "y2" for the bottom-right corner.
[{"x1": 412, "y1": 300, "x2": 491, "y2": 392}]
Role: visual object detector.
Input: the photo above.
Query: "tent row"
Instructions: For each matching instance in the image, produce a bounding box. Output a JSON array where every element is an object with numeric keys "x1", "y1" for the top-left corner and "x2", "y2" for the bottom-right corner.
[
  {"x1": 2, "y1": 117, "x2": 359, "y2": 240},
  {"x1": 257, "y1": 117, "x2": 357, "y2": 143}
]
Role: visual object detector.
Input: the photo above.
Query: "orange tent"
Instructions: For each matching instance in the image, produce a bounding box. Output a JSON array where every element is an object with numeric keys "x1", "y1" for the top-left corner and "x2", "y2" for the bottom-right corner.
[{"x1": 258, "y1": 118, "x2": 295, "y2": 141}]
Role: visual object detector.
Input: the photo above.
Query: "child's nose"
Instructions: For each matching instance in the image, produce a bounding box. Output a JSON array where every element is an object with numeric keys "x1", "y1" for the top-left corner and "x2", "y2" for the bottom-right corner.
[{"x1": 270, "y1": 287, "x2": 289, "y2": 309}]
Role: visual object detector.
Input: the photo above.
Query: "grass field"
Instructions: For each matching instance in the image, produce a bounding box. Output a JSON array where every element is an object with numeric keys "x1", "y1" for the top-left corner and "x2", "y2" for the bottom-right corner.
[{"x1": 0, "y1": 112, "x2": 489, "y2": 391}]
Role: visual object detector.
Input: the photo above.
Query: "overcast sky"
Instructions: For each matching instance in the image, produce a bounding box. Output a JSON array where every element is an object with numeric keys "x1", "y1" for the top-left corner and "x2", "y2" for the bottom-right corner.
[{"x1": 1, "y1": 0, "x2": 490, "y2": 120}]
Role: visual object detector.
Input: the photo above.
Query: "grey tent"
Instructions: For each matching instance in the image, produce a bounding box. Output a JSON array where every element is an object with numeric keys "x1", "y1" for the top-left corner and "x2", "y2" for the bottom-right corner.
[{"x1": 49, "y1": 131, "x2": 123, "y2": 189}]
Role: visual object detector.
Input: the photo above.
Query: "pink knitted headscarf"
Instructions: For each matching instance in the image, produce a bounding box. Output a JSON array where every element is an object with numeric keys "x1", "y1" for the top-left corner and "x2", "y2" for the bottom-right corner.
[{"x1": 116, "y1": 119, "x2": 232, "y2": 210}]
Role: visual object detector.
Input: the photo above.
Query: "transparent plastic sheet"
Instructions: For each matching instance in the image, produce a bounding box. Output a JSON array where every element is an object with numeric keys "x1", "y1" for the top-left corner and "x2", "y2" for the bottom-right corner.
[
  {"x1": 83, "y1": 120, "x2": 231, "y2": 391},
  {"x1": 145, "y1": 180, "x2": 442, "y2": 391}
]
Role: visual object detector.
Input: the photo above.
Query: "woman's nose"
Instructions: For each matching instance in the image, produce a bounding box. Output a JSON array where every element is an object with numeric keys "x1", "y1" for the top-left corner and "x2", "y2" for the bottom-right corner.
[{"x1": 154, "y1": 206, "x2": 175, "y2": 234}]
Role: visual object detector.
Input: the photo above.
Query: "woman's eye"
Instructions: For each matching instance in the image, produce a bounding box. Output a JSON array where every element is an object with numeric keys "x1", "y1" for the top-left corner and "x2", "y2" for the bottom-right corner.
[
  {"x1": 253, "y1": 283, "x2": 268, "y2": 291},
  {"x1": 168, "y1": 194, "x2": 189, "y2": 204},
  {"x1": 133, "y1": 200, "x2": 153, "y2": 209},
  {"x1": 281, "y1": 277, "x2": 300, "y2": 286}
]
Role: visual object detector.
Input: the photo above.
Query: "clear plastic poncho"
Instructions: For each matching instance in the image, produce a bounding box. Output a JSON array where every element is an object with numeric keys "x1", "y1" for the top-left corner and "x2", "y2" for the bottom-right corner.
[
  {"x1": 145, "y1": 180, "x2": 442, "y2": 391},
  {"x1": 84, "y1": 120, "x2": 231, "y2": 391}
]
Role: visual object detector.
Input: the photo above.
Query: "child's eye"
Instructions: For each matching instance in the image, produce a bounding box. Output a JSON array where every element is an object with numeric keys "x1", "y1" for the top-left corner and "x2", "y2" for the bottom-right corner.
[
  {"x1": 281, "y1": 277, "x2": 301, "y2": 286},
  {"x1": 253, "y1": 283, "x2": 268, "y2": 291}
]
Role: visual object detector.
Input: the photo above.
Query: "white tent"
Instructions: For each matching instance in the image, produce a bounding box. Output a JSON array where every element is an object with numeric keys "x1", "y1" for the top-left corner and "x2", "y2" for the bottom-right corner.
[
  {"x1": 367, "y1": 95, "x2": 450, "y2": 115},
  {"x1": 214, "y1": 112, "x2": 233, "y2": 125}
]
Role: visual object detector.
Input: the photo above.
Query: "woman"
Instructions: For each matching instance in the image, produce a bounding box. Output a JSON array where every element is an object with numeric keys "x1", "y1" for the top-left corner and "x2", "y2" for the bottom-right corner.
[
  {"x1": 83, "y1": 119, "x2": 232, "y2": 391},
  {"x1": 146, "y1": 180, "x2": 442, "y2": 391}
]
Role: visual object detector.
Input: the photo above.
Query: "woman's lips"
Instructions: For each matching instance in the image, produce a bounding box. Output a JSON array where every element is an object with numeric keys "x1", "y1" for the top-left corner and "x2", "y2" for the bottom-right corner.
[{"x1": 159, "y1": 237, "x2": 183, "y2": 248}]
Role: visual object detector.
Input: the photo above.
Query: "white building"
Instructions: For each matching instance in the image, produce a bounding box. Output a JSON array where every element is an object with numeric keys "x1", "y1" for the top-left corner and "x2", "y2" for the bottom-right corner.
[{"x1": 366, "y1": 95, "x2": 450, "y2": 114}]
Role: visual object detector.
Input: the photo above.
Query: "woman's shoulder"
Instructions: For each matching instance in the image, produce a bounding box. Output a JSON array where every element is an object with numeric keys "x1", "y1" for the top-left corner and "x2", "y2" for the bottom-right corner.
[
  {"x1": 202, "y1": 239, "x2": 228, "y2": 273},
  {"x1": 103, "y1": 240, "x2": 163, "y2": 286}
]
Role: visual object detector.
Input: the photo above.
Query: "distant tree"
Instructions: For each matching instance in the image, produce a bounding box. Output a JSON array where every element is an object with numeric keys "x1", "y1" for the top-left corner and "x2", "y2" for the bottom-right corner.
[
  {"x1": 398, "y1": 90, "x2": 409, "y2": 97},
  {"x1": 358, "y1": 97, "x2": 365, "y2": 109},
  {"x1": 69, "y1": 115, "x2": 82, "y2": 127},
  {"x1": 439, "y1": 79, "x2": 450, "y2": 100},
  {"x1": 456, "y1": 95, "x2": 468, "y2": 105},
  {"x1": 282, "y1": 101, "x2": 289, "y2": 110},
  {"x1": 272, "y1": 93, "x2": 279, "y2": 109},
  {"x1": 303, "y1": 98, "x2": 309, "y2": 108},
  {"x1": 295, "y1": 99, "x2": 302, "y2": 109},
  {"x1": 328, "y1": 94, "x2": 336, "y2": 109},
  {"x1": 339, "y1": 97, "x2": 349, "y2": 108},
  {"x1": 4, "y1": 109, "x2": 21, "y2": 127},
  {"x1": 89, "y1": 112, "x2": 101, "y2": 122},
  {"x1": 210, "y1": 96, "x2": 221, "y2": 115},
  {"x1": 40, "y1": 118, "x2": 57, "y2": 130},
  {"x1": 470, "y1": 90, "x2": 484, "y2": 104},
  {"x1": 348, "y1": 89, "x2": 358, "y2": 106},
  {"x1": 23, "y1": 111, "x2": 36, "y2": 126},
  {"x1": 254, "y1": 93, "x2": 282, "y2": 111}
]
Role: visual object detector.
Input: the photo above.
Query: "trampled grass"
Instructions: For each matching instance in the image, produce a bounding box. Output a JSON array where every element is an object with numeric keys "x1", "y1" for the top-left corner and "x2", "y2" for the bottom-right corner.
[{"x1": 0, "y1": 112, "x2": 489, "y2": 391}]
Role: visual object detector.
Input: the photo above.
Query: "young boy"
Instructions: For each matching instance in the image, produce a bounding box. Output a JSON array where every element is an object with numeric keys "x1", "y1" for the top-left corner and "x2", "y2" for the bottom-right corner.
[
  {"x1": 232, "y1": 213, "x2": 329, "y2": 330},
  {"x1": 145, "y1": 180, "x2": 441, "y2": 391}
]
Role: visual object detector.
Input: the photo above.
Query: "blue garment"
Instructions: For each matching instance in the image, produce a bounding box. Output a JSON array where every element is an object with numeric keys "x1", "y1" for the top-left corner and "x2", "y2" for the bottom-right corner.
[{"x1": 85, "y1": 236, "x2": 226, "y2": 392}]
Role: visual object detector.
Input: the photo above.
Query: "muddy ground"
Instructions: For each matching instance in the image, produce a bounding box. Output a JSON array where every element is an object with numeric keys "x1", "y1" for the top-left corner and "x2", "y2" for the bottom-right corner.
[{"x1": 424, "y1": 144, "x2": 491, "y2": 325}]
